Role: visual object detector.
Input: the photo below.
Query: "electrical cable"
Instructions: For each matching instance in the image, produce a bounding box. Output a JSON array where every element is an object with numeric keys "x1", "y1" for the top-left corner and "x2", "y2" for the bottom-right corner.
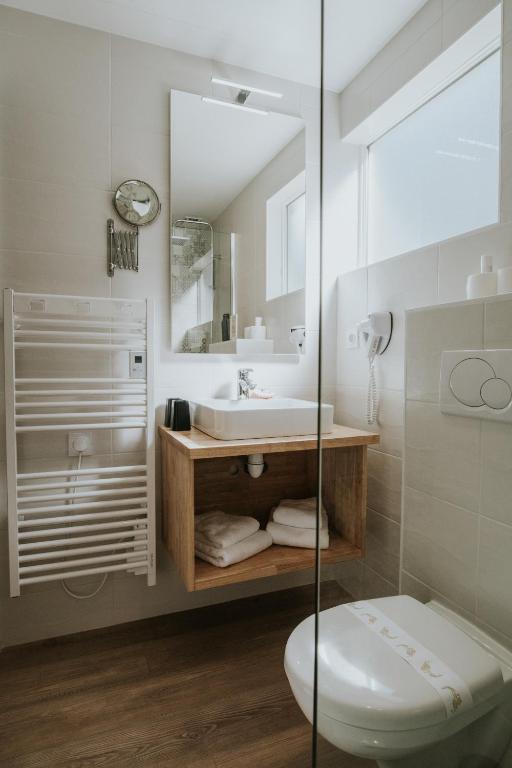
[{"x1": 61, "y1": 451, "x2": 108, "y2": 600}]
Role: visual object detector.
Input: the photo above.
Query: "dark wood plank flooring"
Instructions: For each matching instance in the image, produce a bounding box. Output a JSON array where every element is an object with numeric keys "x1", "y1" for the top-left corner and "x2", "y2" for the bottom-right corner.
[{"x1": 0, "y1": 582, "x2": 376, "y2": 768}]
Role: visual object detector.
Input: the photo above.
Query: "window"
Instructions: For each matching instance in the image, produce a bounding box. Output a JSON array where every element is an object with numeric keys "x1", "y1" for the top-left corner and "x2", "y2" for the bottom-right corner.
[
  {"x1": 367, "y1": 51, "x2": 500, "y2": 264},
  {"x1": 266, "y1": 171, "x2": 306, "y2": 299}
]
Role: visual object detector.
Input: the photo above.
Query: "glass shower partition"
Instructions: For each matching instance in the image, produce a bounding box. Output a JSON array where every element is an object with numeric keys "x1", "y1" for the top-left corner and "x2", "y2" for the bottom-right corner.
[
  {"x1": 315, "y1": 1, "x2": 508, "y2": 767},
  {"x1": 170, "y1": 219, "x2": 233, "y2": 353},
  {"x1": 314, "y1": 1, "x2": 379, "y2": 766}
]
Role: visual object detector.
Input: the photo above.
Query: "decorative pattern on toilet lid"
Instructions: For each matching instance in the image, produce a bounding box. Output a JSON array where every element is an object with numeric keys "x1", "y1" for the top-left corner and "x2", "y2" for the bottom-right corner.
[{"x1": 345, "y1": 601, "x2": 473, "y2": 718}]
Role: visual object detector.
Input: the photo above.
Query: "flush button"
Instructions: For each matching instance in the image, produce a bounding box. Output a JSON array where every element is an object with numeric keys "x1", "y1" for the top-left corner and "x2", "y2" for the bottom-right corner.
[
  {"x1": 449, "y1": 358, "x2": 495, "y2": 407},
  {"x1": 481, "y1": 377, "x2": 512, "y2": 410}
]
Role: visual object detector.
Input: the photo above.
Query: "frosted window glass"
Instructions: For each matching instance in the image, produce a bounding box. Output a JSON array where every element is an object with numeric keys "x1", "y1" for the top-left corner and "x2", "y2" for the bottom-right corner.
[
  {"x1": 286, "y1": 192, "x2": 306, "y2": 293},
  {"x1": 367, "y1": 52, "x2": 500, "y2": 264}
]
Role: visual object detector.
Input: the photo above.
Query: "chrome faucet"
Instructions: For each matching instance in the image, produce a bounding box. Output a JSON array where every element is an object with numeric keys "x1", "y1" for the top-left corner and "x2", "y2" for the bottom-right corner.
[{"x1": 237, "y1": 368, "x2": 255, "y2": 400}]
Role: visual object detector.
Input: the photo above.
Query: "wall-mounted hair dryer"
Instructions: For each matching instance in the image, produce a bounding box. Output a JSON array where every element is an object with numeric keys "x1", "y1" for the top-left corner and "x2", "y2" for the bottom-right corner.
[{"x1": 357, "y1": 312, "x2": 393, "y2": 425}]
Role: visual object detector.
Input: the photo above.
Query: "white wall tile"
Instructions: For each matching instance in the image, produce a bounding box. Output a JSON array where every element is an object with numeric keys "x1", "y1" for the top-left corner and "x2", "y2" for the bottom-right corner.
[
  {"x1": 403, "y1": 486, "x2": 478, "y2": 611},
  {"x1": 336, "y1": 386, "x2": 404, "y2": 458},
  {"x1": 401, "y1": 569, "x2": 437, "y2": 603},
  {"x1": 484, "y1": 296, "x2": 512, "y2": 347},
  {"x1": 0, "y1": 105, "x2": 109, "y2": 191},
  {"x1": 367, "y1": 247, "x2": 439, "y2": 314},
  {"x1": 328, "y1": 559, "x2": 363, "y2": 600},
  {"x1": 375, "y1": 389, "x2": 405, "y2": 458},
  {"x1": 480, "y1": 420, "x2": 512, "y2": 525},
  {"x1": 405, "y1": 302, "x2": 484, "y2": 402},
  {"x1": 0, "y1": 180, "x2": 111, "y2": 258},
  {"x1": 111, "y1": 36, "x2": 208, "y2": 134},
  {"x1": 368, "y1": 247, "x2": 438, "y2": 391},
  {"x1": 0, "y1": 251, "x2": 109, "y2": 302},
  {"x1": 400, "y1": 569, "x2": 475, "y2": 621},
  {"x1": 477, "y1": 516, "x2": 512, "y2": 638},
  {"x1": 0, "y1": 13, "x2": 109, "y2": 122},
  {"x1": 367, "y1": 449, "x2": 402, "y2": 524},
  {"x1": 405, "y1": 401, "x2": 481, "y2": 511},
  {"x1": 335, "y1": 385, "x2": 367, "y2": 431},
  {"x1": 331, "y1": 544, "x2": 397, "y2": 600},
  {"x1": 365, "y1": 508, "x2": 400, "y2": 587},
  {"x1": 111, "y1": 126, "x2": 169, "y2": 203},
  {"x1": 438, "y1": 223, "x2": 512, "y2": 304},
  {"x1": 337, "y1": 269, "x2": 368, "y2": 388},
  {"x1": 361, "y1": 564, "x2": 397, "y2": 598}
]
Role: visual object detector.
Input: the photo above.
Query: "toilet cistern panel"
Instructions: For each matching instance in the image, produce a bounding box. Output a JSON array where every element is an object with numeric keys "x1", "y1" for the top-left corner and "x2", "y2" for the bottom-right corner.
[{"x1": 440, "y1": 350, "x2": 512, "y2": 421}]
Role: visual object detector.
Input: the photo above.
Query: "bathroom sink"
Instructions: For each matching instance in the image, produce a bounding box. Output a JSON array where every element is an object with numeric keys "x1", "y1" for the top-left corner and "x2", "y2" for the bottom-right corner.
[{"x1": 191, "y1": 398, "x2": 334, "y2": 440}]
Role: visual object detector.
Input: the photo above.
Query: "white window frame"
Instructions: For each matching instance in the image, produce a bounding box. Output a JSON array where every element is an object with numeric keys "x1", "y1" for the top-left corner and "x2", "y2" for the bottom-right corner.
[
  {"x1": 266, "y1": 170, "x2": 306, "y2": 300},
  {"x1": 346, "y1": 5, "x2": 502, "y2": 268}
]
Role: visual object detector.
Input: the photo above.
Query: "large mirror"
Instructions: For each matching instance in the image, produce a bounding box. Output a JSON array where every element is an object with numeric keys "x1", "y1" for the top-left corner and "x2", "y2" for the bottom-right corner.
[{"x1": 170, "y1": 89, "x2": 306, "y2": 354}]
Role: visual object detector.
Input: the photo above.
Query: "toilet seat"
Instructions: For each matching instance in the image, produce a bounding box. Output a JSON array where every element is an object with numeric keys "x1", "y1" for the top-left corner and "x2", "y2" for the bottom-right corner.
[{"x1": 285, "y1": 596, "x2": 504, "y2": 734}]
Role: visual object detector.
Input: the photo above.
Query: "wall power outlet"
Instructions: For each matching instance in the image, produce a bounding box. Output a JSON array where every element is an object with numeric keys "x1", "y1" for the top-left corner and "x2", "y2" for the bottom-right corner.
[
  {"x1": 344, "y1": 327, "x2": 360, "y2": 349},
  {"x1": 68, "y1": 431, "x2": 93, "y2": 456}
]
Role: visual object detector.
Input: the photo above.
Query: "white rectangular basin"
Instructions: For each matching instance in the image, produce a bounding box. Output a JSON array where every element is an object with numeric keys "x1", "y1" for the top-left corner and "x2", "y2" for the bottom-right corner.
[{"x1": 191, "y1": 398, "x2": 334, "y2": 440}]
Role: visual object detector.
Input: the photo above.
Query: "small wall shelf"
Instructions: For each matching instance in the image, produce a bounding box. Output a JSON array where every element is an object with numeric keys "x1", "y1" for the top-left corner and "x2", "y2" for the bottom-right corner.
[{"x1": 159, "y1": 425, "x2": 379, "y2": 592}]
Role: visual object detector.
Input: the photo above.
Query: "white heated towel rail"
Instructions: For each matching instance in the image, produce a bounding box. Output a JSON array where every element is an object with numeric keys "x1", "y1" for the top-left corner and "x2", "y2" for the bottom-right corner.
[{"x1": 4, "y1": 290, "x2": 156, "y2": 596}]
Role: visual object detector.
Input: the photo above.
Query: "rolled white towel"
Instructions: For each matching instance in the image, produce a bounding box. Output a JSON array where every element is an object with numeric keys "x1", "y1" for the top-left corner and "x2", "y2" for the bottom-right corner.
[
  {"x1": 195, "y1": 529, "x2": 272, "y2": 568},
  {"x1": 194, "y1": 511, "x2": 260, "y2": 548},
  {"x1": 273, "y1": 497, "x2": 327, "y2": 529},
  {"x1": 266, "y1": 508, "x2": 329, "y2": 549}
]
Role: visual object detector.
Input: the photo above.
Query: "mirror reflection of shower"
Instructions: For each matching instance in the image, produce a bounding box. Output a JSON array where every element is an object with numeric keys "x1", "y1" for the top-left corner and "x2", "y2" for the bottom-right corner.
[{"x1": 171, "y1": 217, "x2": 233, "y2": 352}]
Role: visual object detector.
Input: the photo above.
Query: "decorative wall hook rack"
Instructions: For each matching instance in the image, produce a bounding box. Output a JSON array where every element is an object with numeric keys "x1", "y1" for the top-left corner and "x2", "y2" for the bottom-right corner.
[{"x1": 107, "y1": 179, "x2": 161, "y2": 277}]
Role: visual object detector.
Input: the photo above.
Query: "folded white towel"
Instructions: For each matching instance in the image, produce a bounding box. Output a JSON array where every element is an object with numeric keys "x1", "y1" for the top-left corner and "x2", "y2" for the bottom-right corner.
[
  {"x1": 194, "y1": 511, "x2": 260, "y2": 548},
  {"x1": 195, "y1": 529, "x2": 272, "y2": 568},
  {"x1": 266, "y1": 508, "x2": 329, "y2": 549},
  {"x1": 273, "y1": 497, "x2": 327, "y2": 529}
]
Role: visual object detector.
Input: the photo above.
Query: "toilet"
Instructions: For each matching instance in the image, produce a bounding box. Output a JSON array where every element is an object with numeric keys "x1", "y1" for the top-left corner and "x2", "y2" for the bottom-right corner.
[{"x1": 285, "y1": 595, "x2": 512, "y2": 767}]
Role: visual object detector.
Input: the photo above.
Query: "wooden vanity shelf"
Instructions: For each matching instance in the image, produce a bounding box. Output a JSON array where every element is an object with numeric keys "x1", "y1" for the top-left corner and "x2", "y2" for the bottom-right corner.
[{"x1": 159, "y1": 425, "x2": 379, "y2": 591}]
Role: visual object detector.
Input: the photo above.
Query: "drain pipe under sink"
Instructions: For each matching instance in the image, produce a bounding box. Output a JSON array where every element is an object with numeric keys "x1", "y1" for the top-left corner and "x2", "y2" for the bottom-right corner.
[{"x1": 247, "y1": 453, "x2": 265, "y2": 478}]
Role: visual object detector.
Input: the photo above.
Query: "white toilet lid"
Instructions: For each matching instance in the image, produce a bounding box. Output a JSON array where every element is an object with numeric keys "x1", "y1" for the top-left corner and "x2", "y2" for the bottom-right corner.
[{"x1": 285, "y1": 596, "x2": 503, "y2": 732}]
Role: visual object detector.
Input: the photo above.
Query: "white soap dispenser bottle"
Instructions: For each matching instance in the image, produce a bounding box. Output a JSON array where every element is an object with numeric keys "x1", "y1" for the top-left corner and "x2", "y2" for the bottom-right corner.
[
  {"x1": 244, "y1": 316, "x2": 267, "y2": 340},
  {"x1": 466, "y1": 255, "x2": 497, "y2": 300}
]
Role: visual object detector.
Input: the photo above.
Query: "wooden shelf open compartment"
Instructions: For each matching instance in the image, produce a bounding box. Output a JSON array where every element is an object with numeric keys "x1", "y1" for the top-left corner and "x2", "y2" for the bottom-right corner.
[{"x1": 159, "y1": 425, "x2": 379, "y2": 591}]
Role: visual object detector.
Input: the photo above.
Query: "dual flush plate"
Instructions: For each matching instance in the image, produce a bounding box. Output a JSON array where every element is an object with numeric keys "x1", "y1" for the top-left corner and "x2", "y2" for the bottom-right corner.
[{"x1": 440, "y1": 350, "x2": 512, "y2": 422}]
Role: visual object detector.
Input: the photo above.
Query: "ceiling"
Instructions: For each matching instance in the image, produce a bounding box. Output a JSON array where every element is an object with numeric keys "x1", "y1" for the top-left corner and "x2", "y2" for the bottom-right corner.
[
  {"x1": 1, "y1": 0, "x2": 429, "y2": 92},
  {"x1": 171, "y1": 90, "x2": 304, "y2": 222}
]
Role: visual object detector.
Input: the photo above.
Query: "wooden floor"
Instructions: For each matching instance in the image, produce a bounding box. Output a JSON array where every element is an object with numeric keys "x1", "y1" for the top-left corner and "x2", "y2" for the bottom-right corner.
[{"x1": 0, "y1": 582, "x2": 376, "y2": 768}]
